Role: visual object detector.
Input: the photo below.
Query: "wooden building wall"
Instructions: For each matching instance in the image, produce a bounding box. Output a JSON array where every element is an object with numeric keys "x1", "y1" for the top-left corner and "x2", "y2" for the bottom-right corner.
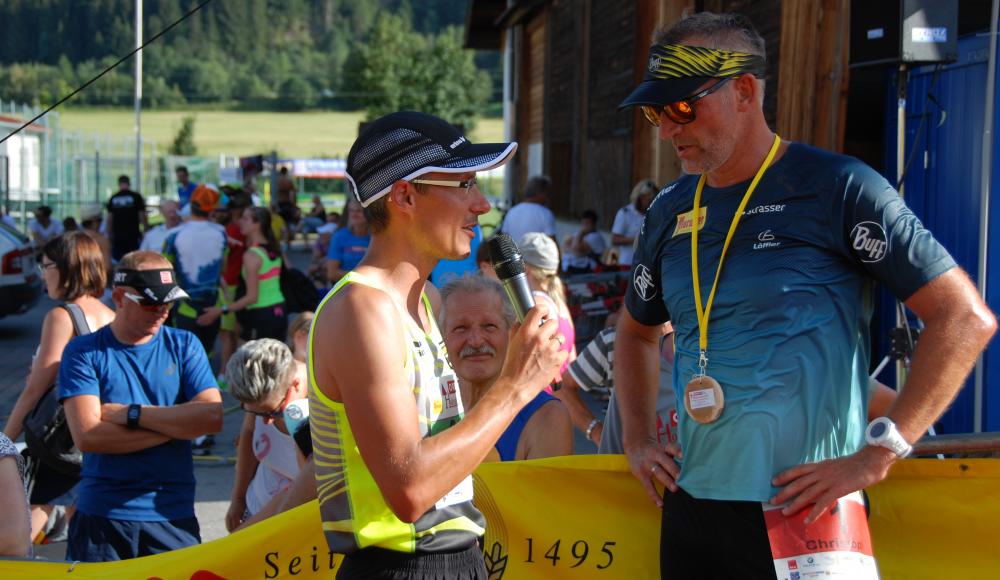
[
  {"x1": 700, "y1": 0, "x2": 850, "y2": 150},
  {"x1": 545, "y1": 0, "x2": 579, "y2": 220},
  {"x1": 501, "y1": 0, "x2": 850, "y2": 226},
  {"x1": 579, "y1": 0, "x2": 637, "y2": 225}
]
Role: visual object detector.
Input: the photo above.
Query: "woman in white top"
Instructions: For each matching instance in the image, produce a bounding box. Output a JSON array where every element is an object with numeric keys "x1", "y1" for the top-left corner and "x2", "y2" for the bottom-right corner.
[
  {"x1": 224, "y1": 338, "x2": 309, "y2": 532},
  {"x1": 2, "y1": 232, "x2": 115, "y2": 540},
  {"x1": 611, "y1": 179, "x2": 658, "y2": 266}
]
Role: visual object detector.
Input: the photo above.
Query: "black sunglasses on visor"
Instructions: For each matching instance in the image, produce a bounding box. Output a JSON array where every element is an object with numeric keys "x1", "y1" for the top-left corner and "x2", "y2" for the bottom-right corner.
[{"x1": 640, "y1": 76, "x2": 736, "y2": 127}]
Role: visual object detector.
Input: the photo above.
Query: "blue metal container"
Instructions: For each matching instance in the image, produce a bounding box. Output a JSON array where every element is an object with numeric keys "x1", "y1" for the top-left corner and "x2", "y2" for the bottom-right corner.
[{"x1": 880, "y1": 31, "x2": 999, "y2": 433}]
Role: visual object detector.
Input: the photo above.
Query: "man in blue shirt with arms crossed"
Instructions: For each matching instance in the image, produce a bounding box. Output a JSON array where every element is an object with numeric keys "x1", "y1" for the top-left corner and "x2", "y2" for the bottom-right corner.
[
  {"x1": 615, "y1": 12, "x2": 996, "y2": 579},
  {"x1": 60, "y1": 251, "x2": 223, "y2": 561}
]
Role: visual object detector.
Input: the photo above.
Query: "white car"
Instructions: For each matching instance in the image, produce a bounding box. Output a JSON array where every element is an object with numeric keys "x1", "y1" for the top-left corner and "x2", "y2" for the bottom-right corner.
[{"x1": 0, "y1": 222, "x2": 42, "y2": 318}]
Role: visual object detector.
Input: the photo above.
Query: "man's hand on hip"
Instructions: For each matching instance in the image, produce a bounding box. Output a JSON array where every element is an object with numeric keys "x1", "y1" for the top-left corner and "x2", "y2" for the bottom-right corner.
[
  {"x1": 624, "y1": 437, "x2": 682, "y2": 508},
  {"x1": 771, "y1": 445, "x2": 897, "y2": 524}
]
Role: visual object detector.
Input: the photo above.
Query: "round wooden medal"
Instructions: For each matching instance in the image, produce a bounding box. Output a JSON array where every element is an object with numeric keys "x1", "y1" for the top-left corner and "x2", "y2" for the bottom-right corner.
[{"x1": 684, "y1": 375, "x2": 725, "y2": 424}]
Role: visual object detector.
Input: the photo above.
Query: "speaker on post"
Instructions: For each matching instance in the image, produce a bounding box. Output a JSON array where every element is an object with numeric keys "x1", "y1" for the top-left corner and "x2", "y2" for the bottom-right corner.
[{"x1": 850, "y1": 0, "x2": 959, "y2": 68}]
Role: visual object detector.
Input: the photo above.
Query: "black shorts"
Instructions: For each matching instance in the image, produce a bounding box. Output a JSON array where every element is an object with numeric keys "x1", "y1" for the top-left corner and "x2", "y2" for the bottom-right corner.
[
  {"x1": 173, "y1": 306, "x2": 220, "y2": 356},
  {"x1": 277, "y1": 202, "x2": 299, "y2": 225},
  {"x1": 237, "y1": 304, "x2": 288, "y2": 341},
  {"x1": 660, "y1": 487, "x2": 777, "y2": 580},
  {"x1": 67, "y1": 511, "x2": 200, "y2": 562},
  {"x1": 337, "y1": 544, "x2": 486, "y2": 580}
]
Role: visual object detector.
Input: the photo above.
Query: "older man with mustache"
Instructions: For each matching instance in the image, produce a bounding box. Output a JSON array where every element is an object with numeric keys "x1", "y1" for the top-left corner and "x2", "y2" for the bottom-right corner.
[{"x1": 440, "y1": 274, "x2": 573, "y2": 462}]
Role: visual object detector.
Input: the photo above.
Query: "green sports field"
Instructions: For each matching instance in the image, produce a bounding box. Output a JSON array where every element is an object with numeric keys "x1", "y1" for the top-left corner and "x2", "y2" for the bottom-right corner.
[{"x1": 57, "y1": 108, "x2": 504, "y2": 159}]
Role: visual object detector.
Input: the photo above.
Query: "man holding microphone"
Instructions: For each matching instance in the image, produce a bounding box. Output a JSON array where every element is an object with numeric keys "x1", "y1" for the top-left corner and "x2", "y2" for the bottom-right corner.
[{"x1": 308, "y1": 111, "x2": 566, "y2": 578}]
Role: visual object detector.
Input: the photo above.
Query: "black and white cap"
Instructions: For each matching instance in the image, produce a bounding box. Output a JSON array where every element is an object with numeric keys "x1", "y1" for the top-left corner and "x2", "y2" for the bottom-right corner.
[{"x1": 346, "y1": 111, "x2": 517, "y2": 208}]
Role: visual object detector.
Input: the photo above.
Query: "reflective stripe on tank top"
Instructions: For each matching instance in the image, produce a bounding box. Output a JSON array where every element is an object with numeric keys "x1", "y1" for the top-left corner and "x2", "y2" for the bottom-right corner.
[
  {"x1": 246, "y1": 246, "x2": 284, "y2": 309},
  {"x1": 307, "y1": 271, "x2": 485, "y2": 555}
]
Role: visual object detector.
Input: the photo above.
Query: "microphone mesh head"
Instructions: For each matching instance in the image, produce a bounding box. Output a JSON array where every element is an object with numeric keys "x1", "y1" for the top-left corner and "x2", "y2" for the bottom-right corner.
[{"x1": 488, "y1": 233, "x2": 525, "y2": 279}]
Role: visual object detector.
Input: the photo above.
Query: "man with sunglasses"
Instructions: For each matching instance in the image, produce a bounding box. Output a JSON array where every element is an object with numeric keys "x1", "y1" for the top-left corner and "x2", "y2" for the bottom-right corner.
[
  {"x1": 59, "y1": 251, "x2": 223, "y2": 561},
  {"x1": 614, "y1": 12, "x2": 995, "y2": 579}
]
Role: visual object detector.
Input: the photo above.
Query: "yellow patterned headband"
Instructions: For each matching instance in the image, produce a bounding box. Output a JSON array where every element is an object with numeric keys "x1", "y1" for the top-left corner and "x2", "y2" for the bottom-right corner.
[
  {"x1": 619, "y1": 44, "x2": 766, "y2": 110},
  {"x1": 646, "y1": 44, "x2": 765, "y2": 79}
]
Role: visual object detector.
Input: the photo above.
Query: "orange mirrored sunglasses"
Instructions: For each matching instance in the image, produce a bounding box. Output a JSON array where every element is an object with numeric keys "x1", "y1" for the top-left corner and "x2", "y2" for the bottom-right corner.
[{"x1": 640, "y1": 76, "x2": 736, "y2": 127}]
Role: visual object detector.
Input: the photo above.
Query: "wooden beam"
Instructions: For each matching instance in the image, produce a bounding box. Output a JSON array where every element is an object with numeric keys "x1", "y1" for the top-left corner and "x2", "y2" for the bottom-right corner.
[{"x1": 777, "y1": 0, "x2": 850, "y2": 150}]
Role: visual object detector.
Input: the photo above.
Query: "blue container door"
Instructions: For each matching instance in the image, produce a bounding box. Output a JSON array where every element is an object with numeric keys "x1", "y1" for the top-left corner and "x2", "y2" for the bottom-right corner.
[{"x1": 880, "y1": 32, "x2": 996, "y2": 433}]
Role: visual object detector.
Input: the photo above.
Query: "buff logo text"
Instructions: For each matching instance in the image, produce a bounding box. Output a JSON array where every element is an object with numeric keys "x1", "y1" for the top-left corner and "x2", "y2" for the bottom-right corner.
[
  {"x1": 850, "y1": 222, "x2": 888, "y2": 262},
  {"x1": 633, "y1": 264, "x2": 656, "y2": 302}
]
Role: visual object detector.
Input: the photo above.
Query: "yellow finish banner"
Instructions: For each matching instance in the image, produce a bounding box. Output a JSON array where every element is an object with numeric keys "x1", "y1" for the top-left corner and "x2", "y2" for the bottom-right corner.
[{"x1": 0, "y1": 456, "x2": 997, "y2": 579}]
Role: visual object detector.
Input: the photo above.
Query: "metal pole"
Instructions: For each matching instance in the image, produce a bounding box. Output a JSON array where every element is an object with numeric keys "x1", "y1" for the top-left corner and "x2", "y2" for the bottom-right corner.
[
  {"x1": 503, "y1": 26, "x2": 515, "y2": 209},
  {"x1": 974, "y1": 0, "x2": 1000, "y2": 434},
  {"x1": 896, "y1": 65, "x2": 909, "y2": 391},
  {"x1": 19, "y1": 135, "x2": 27, "y2": 235},
  {"x1": 2, "y1": 155, "x2": 8, "y2": 215},
  {"x1": 134, "y1": 0, "x2": 143, "y2": 191}
]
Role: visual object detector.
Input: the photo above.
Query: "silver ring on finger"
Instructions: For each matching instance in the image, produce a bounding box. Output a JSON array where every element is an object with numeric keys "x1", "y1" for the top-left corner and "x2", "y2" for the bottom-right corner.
[{"x1": 650, "y1": 464, "x2": 659, "y2": 474}]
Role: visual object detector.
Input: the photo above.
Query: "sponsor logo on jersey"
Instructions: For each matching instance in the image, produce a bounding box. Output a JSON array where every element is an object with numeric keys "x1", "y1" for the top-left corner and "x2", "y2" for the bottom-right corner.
[
  {"x1": 672, "y1": 206, "x2": 707, "y2": 237},
  {"x1": 851, "y1": 221, "x2": 888, "y2": 262},
  {"x1": 744, "y1": 203, "x2": 786, "y2": 215},
  {"x1": 753, "y1": 229, "x2": 781, "y2": 250},
  {"x1": 633, "y1": 264, "x2": 656, "y2": 302}
]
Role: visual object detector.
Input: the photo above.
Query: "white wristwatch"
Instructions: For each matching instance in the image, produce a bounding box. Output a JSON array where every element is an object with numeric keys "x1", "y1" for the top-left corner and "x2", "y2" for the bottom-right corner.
[{"x1": 865, "y1": 417, "x2": 913, "y2": 458}]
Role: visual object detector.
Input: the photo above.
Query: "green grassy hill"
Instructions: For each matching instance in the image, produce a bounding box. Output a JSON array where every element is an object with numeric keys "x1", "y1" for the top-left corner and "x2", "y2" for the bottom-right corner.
[{"x1": 57, "y1": 108, "x2": 504, "y2": 158}]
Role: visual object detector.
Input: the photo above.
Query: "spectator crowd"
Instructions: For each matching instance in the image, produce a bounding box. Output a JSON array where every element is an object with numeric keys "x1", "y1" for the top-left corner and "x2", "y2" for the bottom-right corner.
[
  {"x1": 1, "y1": 13, "x2": 990, "y2": 580},
  {"x1": 0, "y1": 150, "x2": 643, "y2": 564}
]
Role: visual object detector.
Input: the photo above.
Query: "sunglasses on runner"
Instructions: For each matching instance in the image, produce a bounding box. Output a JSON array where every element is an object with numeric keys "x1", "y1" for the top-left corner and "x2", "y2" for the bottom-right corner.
[
  {"x1": 242, "y1": 383, "x2": 295, "y2": 419},
  {"x1": 411, "y1": 176, "x2": 478, "y2": 195},
  {"x1": 123, "y1": 292, "x2": 173, "y2": 312},
  {"x1": 640, "y1": 76, "x2": 735, "y2": 127}
]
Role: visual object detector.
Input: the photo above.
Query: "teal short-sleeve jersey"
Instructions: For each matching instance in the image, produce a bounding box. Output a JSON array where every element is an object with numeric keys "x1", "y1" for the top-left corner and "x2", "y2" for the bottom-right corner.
[{"x1": 625, "y1": 143, "x2": 955, "y2": 502}]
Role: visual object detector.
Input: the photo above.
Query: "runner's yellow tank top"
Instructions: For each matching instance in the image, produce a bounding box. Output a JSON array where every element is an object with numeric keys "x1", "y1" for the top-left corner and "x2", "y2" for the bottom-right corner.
[{"x1": 308, "y1": 271, "x2": 485, "y2": 555}]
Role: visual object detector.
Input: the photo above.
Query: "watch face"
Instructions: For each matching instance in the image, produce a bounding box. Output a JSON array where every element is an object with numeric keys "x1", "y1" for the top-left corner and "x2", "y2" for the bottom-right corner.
[{"x1": 870, "y1": 421, "x2": 887, "y2": 438}]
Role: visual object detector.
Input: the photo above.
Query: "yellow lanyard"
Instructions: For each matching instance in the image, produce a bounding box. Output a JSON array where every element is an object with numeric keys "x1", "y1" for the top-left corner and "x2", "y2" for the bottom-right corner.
[{"x1": 691, "y1": 134, "x2": 781, "y2": 373}]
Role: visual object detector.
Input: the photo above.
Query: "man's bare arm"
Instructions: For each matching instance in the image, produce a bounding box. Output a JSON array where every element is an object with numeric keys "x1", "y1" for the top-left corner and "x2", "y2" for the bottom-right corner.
[
  {"x1": 65, "y1": 395, "x2": 171, "y2": 454},
  {"x1": 316, "y1": 285, "x2": 564, "y2": 523},
  {"x1": 615, "y1": 309, "x2": 679, "y2": 506},
  {"x1": 554, "y1": 373, "x2": 603, "y2": 444},
  {"x1": 521, "y1": 401, "x2": 574, "y2": 460},
  {"x1": 888, "y1": 268, "x2": 996, "y2": 439},
  {"x1": 773, "y1": 268, "x2": 996, "y2": 522},
  {"x1": 101, "y1": 389, "x2": 223, "y2": 440}
]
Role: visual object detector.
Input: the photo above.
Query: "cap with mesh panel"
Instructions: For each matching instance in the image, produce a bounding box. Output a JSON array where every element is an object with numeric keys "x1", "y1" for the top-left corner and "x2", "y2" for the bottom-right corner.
[{"x1": 346, "y1": 111, "x2": 517, "y2": 208}]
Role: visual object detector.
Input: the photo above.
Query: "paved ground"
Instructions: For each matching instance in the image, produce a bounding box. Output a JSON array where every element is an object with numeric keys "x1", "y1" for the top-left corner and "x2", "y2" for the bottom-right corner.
[{"x1": 2, "y1": 237, "x2": 607, "y2": 561}]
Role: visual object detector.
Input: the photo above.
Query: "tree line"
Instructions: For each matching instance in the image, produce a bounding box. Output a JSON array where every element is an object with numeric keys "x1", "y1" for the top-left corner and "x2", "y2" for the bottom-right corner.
[{"x1": 0, "y1": 0, "x2": 498, "y2": 126}]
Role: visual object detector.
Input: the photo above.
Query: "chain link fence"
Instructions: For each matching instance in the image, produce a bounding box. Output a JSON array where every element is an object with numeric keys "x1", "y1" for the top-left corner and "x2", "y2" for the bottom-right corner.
[{"x1": 0, "y1": 99, "x2": 173, "y2": 232}]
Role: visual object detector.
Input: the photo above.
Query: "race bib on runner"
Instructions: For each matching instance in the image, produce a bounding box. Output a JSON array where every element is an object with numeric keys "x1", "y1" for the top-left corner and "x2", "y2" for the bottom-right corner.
[
  {"x1": 435, "y1": 475, "x2": 474, "y2": 510},
  {"x1": 766, "y1": 492, "x2": 879, "y2": 579}
]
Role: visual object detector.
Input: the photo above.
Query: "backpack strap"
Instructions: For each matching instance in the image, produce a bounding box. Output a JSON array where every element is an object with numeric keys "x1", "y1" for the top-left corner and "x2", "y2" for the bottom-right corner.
[{"x1": 61, "y1": 303, "x2": 93, "y2": 336}]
